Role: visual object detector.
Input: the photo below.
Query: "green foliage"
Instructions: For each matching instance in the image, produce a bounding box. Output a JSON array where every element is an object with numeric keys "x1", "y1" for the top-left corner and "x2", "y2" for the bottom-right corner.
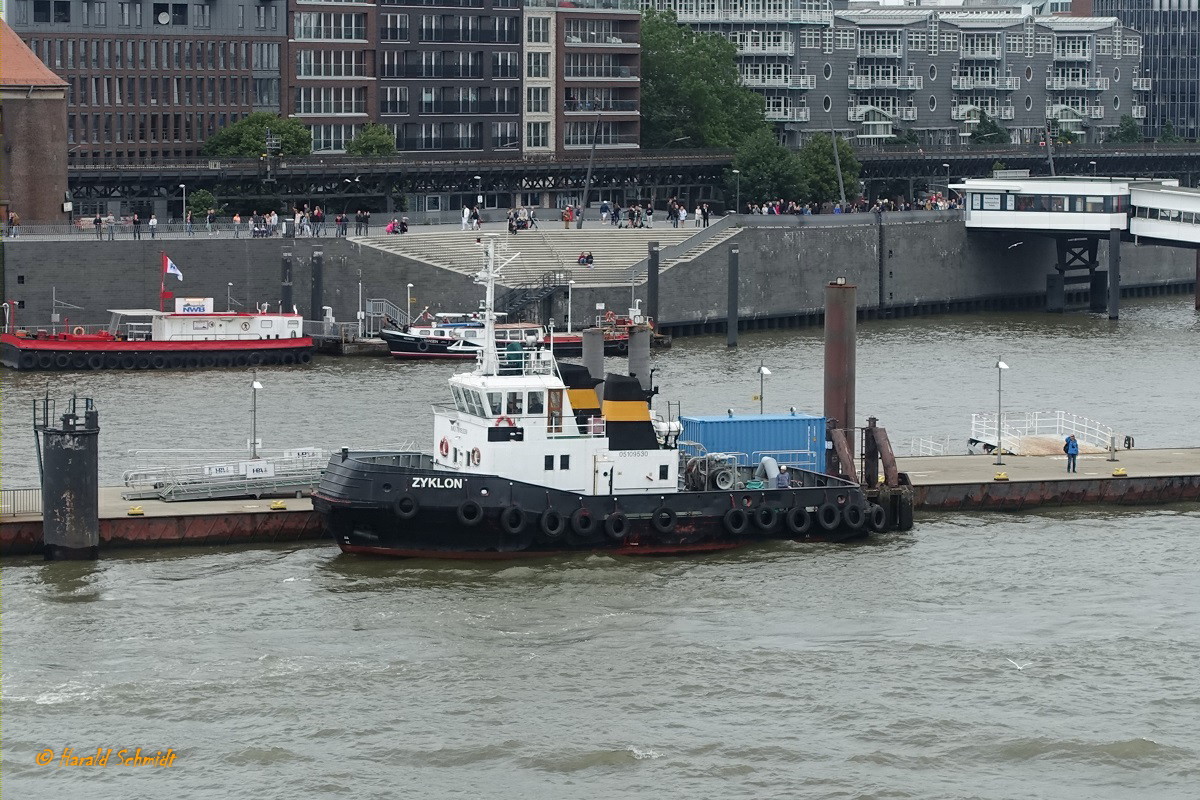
[
  {"x1": 640, "y1": 9, "x2": 769, "y2": 149},
  {"x1": 798, "y1": 133, "x2": 861, "y2": 205},
  {"x1": 991, "y1": 161, "x2": 1007, "y2": 174},
  {"x1": 969, "y1": 112, "x2": 1009, "y2": 146},
  {"x1": 886, "y1": 128, "x2": 919, "y2": 147},
  {"x1": 346, "y1": 124, "x2": 397, "y2": 157},
  {"x1": 728, "y1": 129, "x2": 805, "y2": 208},
  {"x1": 1105, "y1": 114, "x2": 1142, "y2": 144},
  {"x1": 202, "y1": 112, "x2": 312, "y2": 158},
  {"x1": 1158, "y1": 122, "x2": 1182, "y2": 144},
  {"x1": 186, "y1": 189, "x2": 216, "y2": 218}
]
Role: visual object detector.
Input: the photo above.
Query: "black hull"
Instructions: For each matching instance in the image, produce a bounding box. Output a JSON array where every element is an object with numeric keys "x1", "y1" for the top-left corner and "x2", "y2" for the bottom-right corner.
[
  {"x1": 314, "y1": 455, "x2": 904, "y2": 559},
  {"x1": 1, "y1": 343, "x2": 314, "y2": 371},
  {"x1": 378, "y1": 330, "x2": 628, "y2": 360}
]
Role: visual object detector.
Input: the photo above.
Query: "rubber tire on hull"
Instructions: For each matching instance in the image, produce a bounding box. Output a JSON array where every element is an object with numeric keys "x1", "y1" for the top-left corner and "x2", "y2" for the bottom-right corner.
[
  {"x1": 867, "y1": 503, "x2": 889, "y2": 533},
  {"x1": 539, "y1": 509, "x2": 566, "y2": 540},
  {"x1": 501, "y1": 505, "x2": 526, "y2": 535},
  {"x1": 394, "y1": 494, "x2": 419, "y2": 520},
  {"x1": 843, "y1": 503, "x2": 866, "y2": 531},
  {"x1": 168, "y1": 355, "x2": 183, "y2": 369},
  {"x1": 570, "y1": 508, "x2": 596, "y2": 537},
  {"x1": 457, "y1": 499, "x2": 484, "y2": 527},
  {"x1": 18, "y1": 353, "x2": 36, "y2": 369},
  {"x1": 723, "y1": 507, "x2": 749, "y2": 535},
  {"x1": 55, "y1": 353, "x2": 72, "y2": 369},
  {"x1": 234, "y1": 354, "x2": 249, "y2": 367},
  {"x1": 754, "y1": 505, "x2": 780, "y2": 532},
  {"x1": 604, "y1": 512, "x2": 629, "y2": 541},
  {"x1": 201, "y1": 355, "x2": 218, "y2": 368},
  {"x1": 897, "y1": 500, "x2": 914, "y2": 532},
  {"x1": 184, "y1": 356, "x2": 201, "y2": 369},
  {"x1": 299, "y1": 352, "x2": 313, "y2": 364},
  {"x1": 71, "y1": 355, "x2": 87, "y2": 370},
  {"x1": 817, "y1": 503, "x2": 841, "y2": 532},
  {"x1": 785, "y1": 506, "x2": 813, "y2": 536},
  {"x1": 217, "y1": 355, "x2": 233, "y2": 367},
  {"x1": 105, "y1": 355, "x2": 122, "y2": 369},
  {"x1": 281, "y1": 353, "x2": 297, "y2": 366},
  {"x1": 151, "y1": 355, "x2": 167, "y2": 369},
  {"x1": 650, "y1": 506, "x2": 677, "y2": 534},
  {"x1": 135, "y1": 355, "x2": 152, "y2": 369}
]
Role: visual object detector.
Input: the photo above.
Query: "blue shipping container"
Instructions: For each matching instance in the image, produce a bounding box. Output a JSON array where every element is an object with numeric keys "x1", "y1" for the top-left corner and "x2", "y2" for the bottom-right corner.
[{"x1": 678, "y1": 413, "x2": 826, "y2": 473}]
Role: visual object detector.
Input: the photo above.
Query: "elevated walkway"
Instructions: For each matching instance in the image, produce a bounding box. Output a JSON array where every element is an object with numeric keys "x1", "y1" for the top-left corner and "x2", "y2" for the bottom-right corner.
[{"x1": 356, "y1": 226, "x2": 700, "y2": 287}]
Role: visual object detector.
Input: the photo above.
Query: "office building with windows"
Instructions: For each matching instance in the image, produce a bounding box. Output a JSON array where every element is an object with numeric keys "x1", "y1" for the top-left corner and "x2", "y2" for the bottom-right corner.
[
  {"x1": 1086, "y1": 1, "x2": 1199, "y2": 140},
  {"x1": 653, "y1": 0, "x2": 1145, "y2": 147},
  {"x1": 8, "y1": 0, "x2": 285, "y2": 161}
]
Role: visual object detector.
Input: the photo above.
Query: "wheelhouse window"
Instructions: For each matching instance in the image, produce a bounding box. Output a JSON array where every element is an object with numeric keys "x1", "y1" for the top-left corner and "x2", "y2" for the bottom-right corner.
[
  {"x1": 506, "y1": 391, "x2": 523, "y2": 415},
  {"x1": 527, "y1": 391, "x2": 544, "y2": 415},
  {"x1": 487, "y1": 392, "x2": 503, "y2": 416}
]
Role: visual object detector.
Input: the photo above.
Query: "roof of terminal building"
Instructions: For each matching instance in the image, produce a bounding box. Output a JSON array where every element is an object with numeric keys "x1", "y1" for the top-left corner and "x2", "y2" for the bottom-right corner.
[{"x1": 0, "y1": 20, "x2": 68, "y2": 88}]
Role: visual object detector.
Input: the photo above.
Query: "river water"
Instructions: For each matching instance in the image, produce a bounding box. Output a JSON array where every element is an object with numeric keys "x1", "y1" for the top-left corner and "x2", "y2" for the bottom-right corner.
[{"x1": 3, "y1": 296, "x2": 1200, "y2": 798}]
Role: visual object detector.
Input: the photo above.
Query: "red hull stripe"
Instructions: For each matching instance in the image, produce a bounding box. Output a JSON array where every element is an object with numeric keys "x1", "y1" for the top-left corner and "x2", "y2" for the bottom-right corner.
[
  {"x1": 1, "y1": 334, "x2": 314, "y2": 353},
  {"x1": 338, "y1": 540, "x2": 745, "y2": 559}
]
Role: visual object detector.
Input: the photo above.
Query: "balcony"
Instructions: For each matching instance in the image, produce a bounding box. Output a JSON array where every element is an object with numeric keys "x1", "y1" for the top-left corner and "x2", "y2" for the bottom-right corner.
[
  {"x1": 959, "y1": 46, "x2": 1001, "y2": 59},
  {"x1": 857, "y1": 43, "x2": 903, "y2": 58},
  {"x1": 563, "y1": 65, "x2": 638, "y2": 80},
  {"x1": 1132, "y1": 105, "x2": 1146, "y2": 119},
  {"x1": 563, "y1": 133, "x2": 639, "y2": 149},
  {"x1": 735, "y1": 41, "x2": 792, "y2": 56},
  {"x1": 847, "y1": 106, "x2": 897, "y2": 123},
  {"x1": 1045, "y1": 105, "x2": 1087, "y2": 124},
  {"x1": 564, "y1": 100, "x2": 638, "y2": 114},
  {"x1": 1046, "y1": 77, "x2": 1109, "y2": 91},
  {"x1": 1133, "y1": 77, "x2": 1152, "y2": 91},
  {"x1": 952, "y1": 75, "x2": 1019, "y2": 91},
  {"x1": 417, "y1": 31, "x2": 519, "y2": 44},
  {"x1": 896, "y1": 107, "x2": 916, "y2": 121},
  {"x1": 996, "y1": 106, "x2": 1014, "y2": 120},
  {"x1": 765, "y1": 107, "x2": 810, "y2": 123},
  {"x1": 564, "y1": 34, "x2": 639, "y2": 48},
  {"x1": 382, "y1": 65, "x2": 485, "y2": 79},
  {"x1": 848, "y1": 75, "x2": 922, "y2": 90},
  {"x1": 1053, "y1": 48, "x2": 1092, "y2": 61},
  {"x1": 741, "y1": 74, "x2": 815, "y2": 89},
  {"x1": 675, "y1": 8, "x2": 829, "y2": 24},
  {"x1": 524, "y1": 0, "x2": 641, "y2": 10},
  {"x1": 1087, "y1": 105, "x2": 1104, "y2": 119},
  {"x1": 415, "y1": 101, "x2": 521, "y2": 115},
  {"x1": 398, "y1": 137, "x2": 483, "y2": 151}
]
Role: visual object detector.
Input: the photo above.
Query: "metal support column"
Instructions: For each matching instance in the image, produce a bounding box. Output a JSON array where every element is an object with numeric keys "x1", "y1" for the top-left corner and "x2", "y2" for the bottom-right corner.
[
  {"x1": 646, "y1": 241, "x2": 660, "y2": 325},
  {"x1": 824, "y1": 279, "x2": 857, "y2": 475},
  {"x1": 726, "y1": 245, "x2": 739, "y2": 348},
  {"x1": 310, "y1": 247, "x2": 324, "y2": 321},
  {"x1": 1108, "y1": 227, "x2": 1121, "y2": 320},
  {"x1": 281, "y1": 249, "x2": 293, "y2": 312}
]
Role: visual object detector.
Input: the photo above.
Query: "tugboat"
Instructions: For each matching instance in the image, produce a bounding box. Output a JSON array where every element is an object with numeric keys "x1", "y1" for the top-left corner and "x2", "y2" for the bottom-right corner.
[
  {"x1": 379, "y1": 316, "x2": 630, "y2": 360},
  {"x1": 313, "y1": 236, "x2": 898, "y2": 558},
  {"x1": 1, "y1": 298, "x2": 314, "y2": 371}
]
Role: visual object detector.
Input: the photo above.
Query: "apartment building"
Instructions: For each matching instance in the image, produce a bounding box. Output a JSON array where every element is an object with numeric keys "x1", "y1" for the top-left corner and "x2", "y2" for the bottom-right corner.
[
  {"x1": 654, "y1": 0, "x2": 1145, "y2": 147},
  {"x1": 8, "y1": 0, "x2": 285, "y2": 160}
]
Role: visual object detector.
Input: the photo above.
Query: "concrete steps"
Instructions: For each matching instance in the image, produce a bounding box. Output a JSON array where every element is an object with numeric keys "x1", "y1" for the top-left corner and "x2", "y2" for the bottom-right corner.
[
  {"x1": 660, "y1": 226, "x2": 743, "y2": 271},
  {"x1": 356, "y1": 227, "x2": 699, "y2": 287}
]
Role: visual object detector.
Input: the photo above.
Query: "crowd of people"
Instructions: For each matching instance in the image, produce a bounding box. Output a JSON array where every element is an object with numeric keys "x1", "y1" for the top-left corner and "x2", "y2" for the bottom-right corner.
[{"x1": 743, "y1": 192, "x2": 962, "y2": 216}]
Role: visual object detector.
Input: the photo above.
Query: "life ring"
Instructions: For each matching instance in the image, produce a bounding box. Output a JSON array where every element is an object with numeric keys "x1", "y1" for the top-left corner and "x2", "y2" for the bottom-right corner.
[
  {"x1": 753, "y1": 505, "x2": 780, "y2": 532},
  {"x1": 494, "y1": 416, "x2": 516, "y2": 428},
  {"x1": 785, "y1": 506, "x2": 812, "y2": 536},
  {"x1": 470, "y1": 447, "x2": 481, "y2": 466},
  {"x1": 867, "y1": 503, "x2": 888, "y2": 533},
  {"x1": 604, "y1": 512, "x2": 629, "y2": 541},
  {"x1": 417, "y1": 339, "x2": 430, "y2": 352},
  {"x1": 539, "y1": 509, "x2": 566, "y2": 539},
  {"x1": 604, "y1": 310, "x2": 616, "y2": 323},
  {"x1": 456, "y1": 499, "x2": 484, "y2": 527},
  {"x1": 723, "y1": 507, "x2": 749, "y2": 535},
  {"x1": 500, "y1": 505, "x2": 526, "y2": 535},
  {"x1": 394, "y1": 494, "x2": 419, "y2": 520},
  {"x1": 843, "y1": 503, "x2": 865, "y2": 531},
  {"x1": 72, "y1": 326, "x2": 86, "y2": 336},
  {"x1": 439, "y1": 437, "x2": 450, "y2": 458},
  {"x1": 570, "y1": 507, "x2": 596, "y2": 536},
  {"x1": 650, "y1": 506, "x2": 677, "y2": 534},
  {"x1": 241, "y1": 321, "x2": 251, "y2": 331},
  {"x1": 817, "y1": 503, "x2": 841, "y2": 532}
]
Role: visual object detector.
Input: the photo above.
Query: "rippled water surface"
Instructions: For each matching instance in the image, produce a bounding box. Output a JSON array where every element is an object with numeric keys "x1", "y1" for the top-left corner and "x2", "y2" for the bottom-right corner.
[{"x1": 4, "y1": 297, "x2": 1200, "y2": 797}]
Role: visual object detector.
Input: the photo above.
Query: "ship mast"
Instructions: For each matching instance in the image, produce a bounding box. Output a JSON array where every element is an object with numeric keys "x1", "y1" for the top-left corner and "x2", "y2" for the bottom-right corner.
[{"x1": 474, "y1": 235, "x2": 508, "y2": 377}]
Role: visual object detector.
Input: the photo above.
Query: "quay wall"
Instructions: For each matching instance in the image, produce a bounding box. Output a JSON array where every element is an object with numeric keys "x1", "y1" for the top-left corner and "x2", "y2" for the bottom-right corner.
[{"x1": 2, "y1": 221, "x2": 1195, "y2": 330}]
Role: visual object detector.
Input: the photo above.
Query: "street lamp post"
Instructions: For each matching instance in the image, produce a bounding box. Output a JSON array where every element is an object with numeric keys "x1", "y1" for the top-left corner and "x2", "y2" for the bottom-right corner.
[
  {"x1": 995, "y1": 358, "x2": 1009, "y2": 466},
  {"x1": 567, "y1": 280, "x2": 575, "y2": 333},
  {"x1": 757, "y1": 360, "x2": 772, "y2": 414},
  {"x1": 1089, "y1": 160, "x2": 1097, "y2": 177},
  {"x1": 406, "y1": 283, "x2": 414, "y2": 325},
  {"x1": 942, "y1": 163, "x2": 951, "y2": 200},
  {"x1": 731, "y1": 169, "x2": 741, "y2": 214},
  {"x1": 472, "y1": 175, "x2": 482, "y2": 206},
  {"x1": 251, "y1": 371, "x2": 264, "y2": 459},
  {"x1": 179, "y1": 183, "x2": 186, "y2": 222}
]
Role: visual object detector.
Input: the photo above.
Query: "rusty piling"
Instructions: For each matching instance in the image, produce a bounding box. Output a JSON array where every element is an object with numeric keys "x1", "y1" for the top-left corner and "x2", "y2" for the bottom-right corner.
[
  {"x1": 824, "y1": 279, "x2": 857, "y2": 477},
  {"x1": 36, "y1": 396, "x2": 100, "y2": 560}
]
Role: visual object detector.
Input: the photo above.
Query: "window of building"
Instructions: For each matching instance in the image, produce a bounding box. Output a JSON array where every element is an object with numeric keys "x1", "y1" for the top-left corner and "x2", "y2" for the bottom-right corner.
[
  {"x1": 491, "y1": 121, "x2": 518, "y2": 147},
  {"x1": 822, "y1": 62, "x2": 831, "y2": 80},
  {"x1": 192, "y1": 3, "x2": 209, "y2": 27},
  {"x1": 1113, "y1": 95, "x2": 1120, "y2": 109},
  {"x1": 381, "y1": 13, "x2": 408, "y2": 40},
  {"x1": 822, "y1": 94, "x2": 831, "y2": 112},
  {"x1": 118, "y1": 2, "x2": 131, "y2": 25},
  {"x1": 908, "y1": 30, "x2": 926, "y2": 52},
  {"x1": 1035, "y1": 35, "x2": 1052, "y2": 54},
  {"x1": 527, "y1": 16, "x2": 548, "y2": 43},
  {"x1": 1025, "y1": 66, "x2": 1033, "y2": 82},
  {"x1": 834, "y1": 29, "x2": 855, "y2": 49},
  {"x1": 527, "y1": 86, "x2": 548, "y2": 113},
  {"x1": 928, "y1": 95, "x2": 936, "y2": 111},
  {"x1": 1025, "y1": 95, "x2": 1033, "y2": 111},
  {"x1": 492, "y1": 51, "x2": 517, "y2": 79},
  {"x1": 527, "y1": 52, "x2": 548, "y2": 79},
  {"x1": 526, "y1": 121, "x2": 548, "y2": 148},
  {"x1": 381, "y1": 87, "x2": 408, "y2": 115},
  {"x1": 929, "y1": 64, "x2": 937, "y2": 81},
  {"x1": 256, "y1": 5, "x2": 266, "y2": 28}
]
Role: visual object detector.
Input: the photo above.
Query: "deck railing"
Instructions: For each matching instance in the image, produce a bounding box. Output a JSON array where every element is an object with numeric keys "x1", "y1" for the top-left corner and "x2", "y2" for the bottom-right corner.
[
  {"x1": 971, "y1": 410, "x2": 1114, "y2": 452},
  {"x1": 1, "y1": 488, "x2": 43, "y2": 516}
]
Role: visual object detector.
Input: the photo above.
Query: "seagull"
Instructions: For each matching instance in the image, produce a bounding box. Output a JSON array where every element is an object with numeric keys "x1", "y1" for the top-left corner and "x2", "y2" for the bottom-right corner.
[
  {"x1": 1007, "y1": 241, "x2": 1024, "y2": 249},
  {"x1": 1006, "y1": 658, "x2": 1033, "y2": 670}
]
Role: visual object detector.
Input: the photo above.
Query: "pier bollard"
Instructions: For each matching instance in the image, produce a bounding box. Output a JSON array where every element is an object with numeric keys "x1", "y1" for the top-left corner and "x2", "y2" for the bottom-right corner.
[
  {"x1": 583, "y1": 328, "x2": 606, "y2": 406},
  {"x1": 628, "y1": 328, "x2": 652, "y2": 392},
  {"x1": 37, "y1": 397, "x2": 101, "y2": 560}
]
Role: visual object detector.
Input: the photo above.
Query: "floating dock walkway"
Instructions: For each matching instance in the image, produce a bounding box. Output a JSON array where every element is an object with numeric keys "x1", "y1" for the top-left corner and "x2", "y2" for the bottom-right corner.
[{"x1": 4, "y1": 448, "x2": 1199, "y2": 556}]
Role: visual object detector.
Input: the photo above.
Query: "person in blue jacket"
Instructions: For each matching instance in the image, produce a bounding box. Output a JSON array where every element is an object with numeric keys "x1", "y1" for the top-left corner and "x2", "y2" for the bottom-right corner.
[
  {"x1": 775, "y1": 464, "x2": 791, "y2": 488},
  {"x1": 1064, "y1": 434, "x2": 1079, "y2": 473}
]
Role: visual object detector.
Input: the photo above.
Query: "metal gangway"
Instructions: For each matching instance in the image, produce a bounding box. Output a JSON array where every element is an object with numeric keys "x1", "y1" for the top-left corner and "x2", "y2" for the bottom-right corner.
[
  {"x1": 907, "y1": 435, "x2": 957, "y2": 456},
  {"x1": 365, "y1": 298, "x2": 410, "y2": 336},
  {"x1": 121, "y1": 448, "x2": 329, "y2": 502},
  {"x1": 970, "y1": 410, "x2": 1119, "y2": 456}
]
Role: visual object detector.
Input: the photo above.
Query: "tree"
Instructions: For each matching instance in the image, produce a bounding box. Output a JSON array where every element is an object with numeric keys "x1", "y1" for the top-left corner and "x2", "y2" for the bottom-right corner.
[
  {"x1": 640, "y1": 9, "x2": 769, "y2": 149},
  {"x1": 1158, "y1": 122, "x2": 1182, "y2": 144},
  {"x1": 969, "y1": 112, "x2": 1009, "y2": 146},
  {"x1": 1105, "y1": 113, "x2": 1142, "y2": 144},
  {"x1": 729, "y1": 129, "x2": 805, "y2": 207},
  {"x1": 186, "y1": 189, "x2": 217, "y2": 218},
  {"x1": 346, "y1": 123, "x2": 397, "y2": 157},
  {"x1": 798, "y1": 133, "x2": 861, "y2": 205},
  {"x1": 886, "y1": 128, "x2": 919, "y2": 148},
  {"x1": 202, "y1": 112, "x2": 312, "y2": 158}
]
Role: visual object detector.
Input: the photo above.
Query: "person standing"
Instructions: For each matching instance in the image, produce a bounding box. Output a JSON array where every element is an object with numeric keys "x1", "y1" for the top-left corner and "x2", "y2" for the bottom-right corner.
[
  {"x1": 186, "y1": 210, "x2": 195, "y2": 236},
  {"x1": 461, "y1": 205, "x2": 471, "y2": 231},
  {"x1": 701, "y1": 203, "x2": 711, "y2": 228},
  {"x1": 1064, "y1": 434, "x2": 1079, "y2": 473},
  {"x1": 132, "y1": 213, "x2": 143, "y2": 239},
  {"x1": 562, "y1": 205, "x2": 574, "y2": 229},
  {"x1": 105, "y1": 211, "x2": 116, "y2": 240},
  {"x1": 775, "y1": 465, "x2": 790, "y2": 488},
  {"x1": 5, "y1": 210, "x2": 13, "y2": 237},
  {"x1": 10, "y1": 212, "x2": 19, "y2": 237},
  {"x1": 148, "y1": 213, "x2": 158, "y2": 239},
  {"x1": 694, "y1": 205, "x2": 702, "y2": 227},
  {"x1": 312, "y1": 206, "x2": 325, "y2": 237},
  {"x1": 354, "y1": 210, "x2": 364, "y2": 236},
  {"x1": 232, "y1": 212, "x2": 242, "y2": 238},
  {"x1": 363, "y1": 209, "x2": 370, "y2": 234},
  {"x1": 94, "y1": 212, "x2": 104, "y2": 240},
  {"x1": 206, "y1": 208, "x2": 215, "y2": 235}
]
